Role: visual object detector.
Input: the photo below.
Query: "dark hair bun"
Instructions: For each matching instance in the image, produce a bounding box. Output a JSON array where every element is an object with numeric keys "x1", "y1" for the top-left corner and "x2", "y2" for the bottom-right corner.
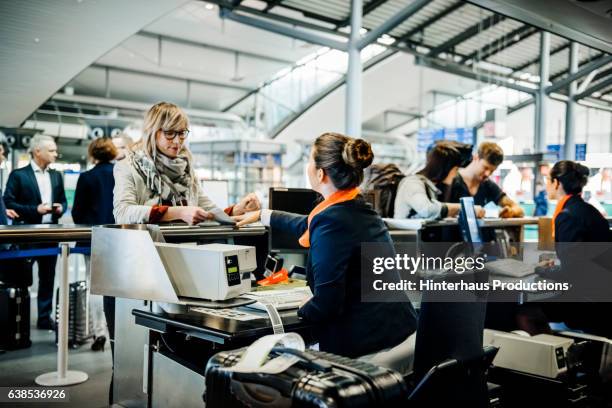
[
  {"x1": 550, "y1": 160, "x2": 590, "y2": 194},
  {"x1": 342, "y1": 138, "x2": 374, "y2": 170},
  {"x1": 576, "y1": 162, "x2": 590, "y2": 177}
]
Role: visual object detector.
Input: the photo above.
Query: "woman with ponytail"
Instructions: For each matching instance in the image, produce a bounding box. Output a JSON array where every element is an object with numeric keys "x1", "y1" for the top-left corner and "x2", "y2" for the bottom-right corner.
[{"x1": 235, "y1": 132, "x2": 417, "y2": 358}]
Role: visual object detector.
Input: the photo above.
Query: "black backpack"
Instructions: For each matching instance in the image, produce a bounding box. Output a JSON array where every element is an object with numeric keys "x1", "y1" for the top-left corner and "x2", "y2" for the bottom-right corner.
[{"x1": 362, "y1": 164, "x2": 405, "y2": 218}]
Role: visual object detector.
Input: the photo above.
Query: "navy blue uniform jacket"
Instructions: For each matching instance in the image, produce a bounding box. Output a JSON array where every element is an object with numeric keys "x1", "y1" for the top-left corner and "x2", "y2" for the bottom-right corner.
[
  {"x1": 72, "y1": 162, "x2": 115, "y2": 225},
  {"x1": 3, "y1": 164, "x2": 67, "y2": 224},
  {"x1": 271, "y1": 198, "x2": 417, "y2": 358}
]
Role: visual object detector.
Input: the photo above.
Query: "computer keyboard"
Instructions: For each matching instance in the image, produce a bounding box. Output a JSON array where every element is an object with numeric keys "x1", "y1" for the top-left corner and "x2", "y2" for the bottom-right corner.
[
  {"x1": 486, "y1": 258, "x2": 536, "y2": 278},
  {"x1": 243, "y1": 287, "x2": 313, "y2": 311}
]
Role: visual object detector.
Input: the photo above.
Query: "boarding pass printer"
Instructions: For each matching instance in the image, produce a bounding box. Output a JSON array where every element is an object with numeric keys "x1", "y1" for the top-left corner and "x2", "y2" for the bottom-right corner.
[
  {"x1": 91, "y1": 226, "x2": 255, "y2": 305},
  {"x1": 484, "y1": 329, "x2": 574, "y2": 379},
  {"x1": 155, "y1": 243, "x2": 255, "y2": 301}
]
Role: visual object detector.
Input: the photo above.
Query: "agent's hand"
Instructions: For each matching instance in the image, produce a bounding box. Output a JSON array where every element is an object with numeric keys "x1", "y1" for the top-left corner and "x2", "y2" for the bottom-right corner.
[
  {"x1": 232, "y1": 193, "x2": 261, "y2": 216},
  {"x1": 37, "y1": 203, "x2": 52, "y2": 215},
  {"x1": 474, "y1": 205, "x2": 486, "y2": 218},
  {"x1": 537, "y1": 259, "x2": 555, "y2": 268},
  {"x1": 176, "y1": 206, "x2": 214, "y2": 225},
  {"x1": 52, "y1": 203, "x2": 63, "y2": 215},
  {"x1": 499, "y1": 205, "x2": 524, "y2": 218},
  {"x1": 6, "y1": 209, "x2": 19, "y2": 219},
  {"x1": 233, "y1": 210, "x2": 261, "y2": 227}
]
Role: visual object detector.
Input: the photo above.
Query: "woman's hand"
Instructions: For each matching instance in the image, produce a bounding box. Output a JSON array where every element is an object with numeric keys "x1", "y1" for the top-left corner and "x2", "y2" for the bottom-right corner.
[
  {"x1": 474, "y1": 205, "x2": 486, "y2": 218},
  {"x1": 169, "y1": 206, "x2": 214, "y2": 225},
  {"x1": 232, "y1": 210, "x2": 261, "y2": 227},
  {"x1": 232, "y1": 193, "x2": 261, "y2": 216}
]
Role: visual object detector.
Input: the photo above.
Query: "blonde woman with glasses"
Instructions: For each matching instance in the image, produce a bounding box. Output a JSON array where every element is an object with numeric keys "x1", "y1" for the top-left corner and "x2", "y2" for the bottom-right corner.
[{"x1": 113, "y1": 102, "x2": 259, "y2": 224}]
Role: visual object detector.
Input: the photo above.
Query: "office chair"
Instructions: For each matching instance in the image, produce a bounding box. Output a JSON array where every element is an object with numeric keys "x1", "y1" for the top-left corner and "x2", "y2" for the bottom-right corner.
[
  {"x1": 410, "y1": 270, "x2": 492, "y2": 407},
  {"x1": 408, "y1": 346, "x2": 499, "y2": 404}
]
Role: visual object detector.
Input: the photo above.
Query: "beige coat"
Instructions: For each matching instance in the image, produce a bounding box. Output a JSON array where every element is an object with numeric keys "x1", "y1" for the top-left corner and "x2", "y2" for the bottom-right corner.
[{"x1": 113, "y1": 157, "x2": 218, "y2": 224}]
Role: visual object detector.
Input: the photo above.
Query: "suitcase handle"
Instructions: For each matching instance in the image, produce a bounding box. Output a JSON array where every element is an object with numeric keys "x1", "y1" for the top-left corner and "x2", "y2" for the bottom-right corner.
[{"x1": 272, "y1": 347, "x2": 332, "y2": 372}]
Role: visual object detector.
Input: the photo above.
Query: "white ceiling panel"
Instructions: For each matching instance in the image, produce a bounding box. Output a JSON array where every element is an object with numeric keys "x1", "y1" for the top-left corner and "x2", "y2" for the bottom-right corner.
[{"x1": 0, "y1": 0, "x2": 189, "y2": 126}]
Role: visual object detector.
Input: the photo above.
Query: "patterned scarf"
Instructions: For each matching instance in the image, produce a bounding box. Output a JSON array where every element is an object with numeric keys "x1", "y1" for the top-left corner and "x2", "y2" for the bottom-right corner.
[{"x1": 130, "y1": 149, "x2": 194, "y2": 206}]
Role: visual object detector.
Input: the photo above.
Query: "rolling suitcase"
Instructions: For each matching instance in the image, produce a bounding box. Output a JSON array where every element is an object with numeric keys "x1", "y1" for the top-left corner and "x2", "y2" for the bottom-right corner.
[
  {"x1": 204, "y1": 346, "x2": 408, "y2": 407},
  {"x1": 0, "y1": 285, "x2": 32, "y2": 350},
  {"x1": 55, "y1": 280, "x2": 93, "y2": 348}
]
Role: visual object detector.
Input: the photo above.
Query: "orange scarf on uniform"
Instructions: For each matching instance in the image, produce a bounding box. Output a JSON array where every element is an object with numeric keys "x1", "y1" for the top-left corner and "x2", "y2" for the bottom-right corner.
[
  {"x1": 552, "y1": 194, "x2": 573, "y2": 238},
  {"x1": 298, "y1": 188, "x2": 360, "y2": 248}
]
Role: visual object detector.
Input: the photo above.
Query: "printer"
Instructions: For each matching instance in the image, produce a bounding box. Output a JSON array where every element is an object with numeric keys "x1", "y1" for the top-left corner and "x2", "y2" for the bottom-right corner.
[
  {"x1": 155, "y1": 243, "x2": 256, "y2": 301},
  {"x1": 484, "y1": 329, "x2": 574, "y2": 379}
]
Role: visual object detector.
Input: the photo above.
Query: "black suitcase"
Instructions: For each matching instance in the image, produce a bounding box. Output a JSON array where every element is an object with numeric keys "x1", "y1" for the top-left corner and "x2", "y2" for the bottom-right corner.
[
  {"x1": 55, "y1": 280, "x2": 93, "y2": 348},
  {"x1": 0, "y1": 285, "x2": 32, "y2": 350},
  {"x1": 204, "y1": 347, "x2": 408, "y2": 407}
]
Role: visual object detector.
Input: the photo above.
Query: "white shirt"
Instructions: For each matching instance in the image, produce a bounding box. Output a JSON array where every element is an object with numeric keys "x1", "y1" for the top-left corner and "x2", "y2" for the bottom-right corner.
[{"x1": 31, "y1": 161, "x2": 53, "y2": 223}]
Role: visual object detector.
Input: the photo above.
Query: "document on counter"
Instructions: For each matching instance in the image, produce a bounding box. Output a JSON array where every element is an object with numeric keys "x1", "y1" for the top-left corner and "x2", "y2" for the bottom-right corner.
[
  {"x1": 484, "y1": 201, "x2": 500, "y2": 218},
  {"x1": 191, "y1": 306, "x2": 266, "y2": 321},
  {"x1": 383, "y1": 218, "x2": 425, "y2": 230}
]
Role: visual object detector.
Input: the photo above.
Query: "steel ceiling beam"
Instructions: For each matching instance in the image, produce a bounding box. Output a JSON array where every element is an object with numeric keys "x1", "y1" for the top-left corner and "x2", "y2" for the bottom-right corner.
[
  {"x1": 546, "y1": 54, "x2": 612, "y2": 94},
  {"x1": 266, "y1": 2, "x2": 346, "y2": 26},
  {"x1": 461, "y1": 24, "x2": 537, "y2": 64},
  {"x1": 512, "y1": 43, "x2": 568, "y2": 73},
  {"x1": 358, "y1": 0, "x2": 432, "y2": 50},
  {"x1": 428, "y1": 13, "x2": 505, "y2": 57},
  {"x1": 397, "y1": 1, "x2": 464, "y2": 43},
  {"x1": 414, "y1": 56, "x2": 537, "y2": 94},
  {"x1": 548, "y1": 52, "x2": 605, "y2": 83},
  {"x1": 206, "y1": 0, "x2": 347, "y2": 38},
  {"x1": 336, "y1": 0, "x2": 389, "y2": 28},
  {"x1": 574, "y1": 76, "x2": 612, "y2": 101},
  {"x1": 219, "y1": 8, "x2": 347, "y2": 50}
]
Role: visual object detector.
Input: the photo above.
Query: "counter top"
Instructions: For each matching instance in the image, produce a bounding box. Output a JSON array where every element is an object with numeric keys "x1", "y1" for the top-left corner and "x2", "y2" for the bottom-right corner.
[{"x1": 0, "y1": 223, "x2": 266, "y2": 244}]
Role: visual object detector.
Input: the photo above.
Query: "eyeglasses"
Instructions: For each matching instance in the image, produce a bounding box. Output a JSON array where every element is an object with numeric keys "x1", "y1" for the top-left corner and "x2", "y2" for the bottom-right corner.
[{"x1": 161, "y1": 129, "x2": 190, "y2": 140}]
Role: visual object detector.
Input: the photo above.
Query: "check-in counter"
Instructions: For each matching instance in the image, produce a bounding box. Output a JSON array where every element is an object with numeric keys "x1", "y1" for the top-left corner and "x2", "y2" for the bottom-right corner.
[
  {"x1": 0, "y1": 223, "x2": 304, "y2": 407},
  {"x1": 387, "y1": 217, "x2": 539, "y2": 244},
  {"x1": 89, "y1": 224, "x2": 313, "y2": 408}
]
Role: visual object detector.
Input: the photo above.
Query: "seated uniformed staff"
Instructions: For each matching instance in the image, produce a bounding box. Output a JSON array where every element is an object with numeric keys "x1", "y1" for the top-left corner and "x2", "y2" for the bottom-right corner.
[
  {"x1": 394, "y1": 141, "x2": 484, "y2": 220},
  {"x1": 445, "y1": 142, "x2": 524, "y2": 218},
  {"x1": 235, "y1": 132, "x2": 417, "y2": 358},
  {"x1": 539, "y1": 160, "x2": 611, "y2": 338}
]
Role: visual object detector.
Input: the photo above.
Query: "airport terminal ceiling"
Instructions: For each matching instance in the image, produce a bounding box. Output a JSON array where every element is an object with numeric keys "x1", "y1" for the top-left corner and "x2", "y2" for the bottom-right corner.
[{"x1": 2, "y1": 0, "x2": 612, "y2": 136}]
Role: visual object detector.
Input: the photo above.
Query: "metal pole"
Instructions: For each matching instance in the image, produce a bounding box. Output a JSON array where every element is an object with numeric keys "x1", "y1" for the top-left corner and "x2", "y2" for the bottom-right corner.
[
  {"x1": 564, "y1": 42, "x2": 578, "y2": 160},
  {"x1": 346, "y1": 0, "x2": 363, "y2": 138},
  {"x1": 535, "y1": 31, "x2": 550, "y2": 153},
  {"x1": 58, "y1": 243, "x2": 68, "y2": 378},
  {"x1": 35, "y1": 243, "x2": 88, "y2": 386}
]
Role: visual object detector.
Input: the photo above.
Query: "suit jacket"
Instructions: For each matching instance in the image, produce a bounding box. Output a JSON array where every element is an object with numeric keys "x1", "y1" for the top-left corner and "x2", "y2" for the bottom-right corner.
[
  {"x1": 3, "y1": 164, "x2": 67, "y2": 225},
  {"x1": 271, "y1": 198, "x2": 417, "y2": 358},
  {"x1": 72, "y1": 162, "x2": 115, "y2": 225},
  {"x1": 555, "y1": 195, "x2": 610, "y2": 243}
]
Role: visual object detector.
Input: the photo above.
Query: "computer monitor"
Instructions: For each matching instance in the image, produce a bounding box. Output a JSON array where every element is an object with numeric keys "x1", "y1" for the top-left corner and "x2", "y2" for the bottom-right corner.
[
  {"x1": 268, "y1": 188, "x2": 322, "y2": 252},
  {"x1": 458, "y1": 197, "x2": 483, "y2": 251}
]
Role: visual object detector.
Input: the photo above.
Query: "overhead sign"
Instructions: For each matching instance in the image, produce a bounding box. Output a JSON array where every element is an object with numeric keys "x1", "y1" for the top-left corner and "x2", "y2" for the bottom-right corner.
[
  {"x1": 546, "y1": 144, "x2": 587, "y2": 161},
  {"x1": 417, "y1": 128, "x2": 475, "y2": 152}
]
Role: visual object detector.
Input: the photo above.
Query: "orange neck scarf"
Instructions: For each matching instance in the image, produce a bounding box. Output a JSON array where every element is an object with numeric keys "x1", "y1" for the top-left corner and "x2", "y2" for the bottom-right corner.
[
  {"x1": 552, "y1": 194, "x2": 573, "y2": 238},
  {"x1": 298, "y1": 187, "x2": 360, "y2": 248}
]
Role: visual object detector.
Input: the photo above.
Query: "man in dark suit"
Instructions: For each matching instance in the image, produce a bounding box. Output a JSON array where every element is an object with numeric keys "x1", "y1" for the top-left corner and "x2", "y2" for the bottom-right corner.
[{"x1": 3, "y1": 135, "x2": 67, "y2": 330}]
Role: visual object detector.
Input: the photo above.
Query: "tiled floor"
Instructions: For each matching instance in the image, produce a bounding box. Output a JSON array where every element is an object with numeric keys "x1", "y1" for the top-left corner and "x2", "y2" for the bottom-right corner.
[{"x1": 0, "y1": 296, "x2": 113, "y2": 408}]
